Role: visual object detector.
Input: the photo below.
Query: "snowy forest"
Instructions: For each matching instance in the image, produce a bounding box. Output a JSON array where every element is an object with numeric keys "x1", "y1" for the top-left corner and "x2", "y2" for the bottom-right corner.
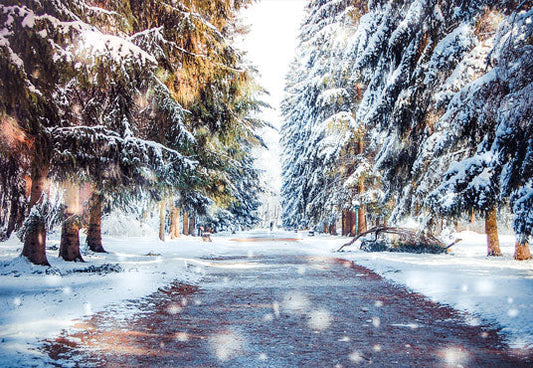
[
  {"x1": 1, "y1": 0, "x2": 532, "y2": 268},
  {"x1": 0, "y1": 0, "x2": 266, "y2": 266},
  {"x1": 1, "y1": 1, "x2": 533, "y2": 366},
  {"x1": 281, "y1": 0, "x2": 533, "y2": 260}
]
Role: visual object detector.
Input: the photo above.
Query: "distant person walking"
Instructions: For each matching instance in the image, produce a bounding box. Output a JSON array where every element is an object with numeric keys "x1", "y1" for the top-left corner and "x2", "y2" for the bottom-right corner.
[{"x1": 270, "y1": 221, "x2": 273, "y2": 232}]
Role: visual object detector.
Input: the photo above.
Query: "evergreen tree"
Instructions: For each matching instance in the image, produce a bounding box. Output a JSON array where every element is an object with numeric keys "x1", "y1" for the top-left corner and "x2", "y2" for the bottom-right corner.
[
  {"x1": 0, "y1": 0, "x2": 84, "y2": 265},
  {"x1": 281, "y1": 0, "x2": 380, "y2": 233},
  {"x1": 281, "y1": 0, "x2": 531, "y2": 261},
  {"x1": 425, "y1": 4, "x2": 533, "y2": 259},
  {"x1": 1, "y1": 0, "x2": 196, "y2": 262}
]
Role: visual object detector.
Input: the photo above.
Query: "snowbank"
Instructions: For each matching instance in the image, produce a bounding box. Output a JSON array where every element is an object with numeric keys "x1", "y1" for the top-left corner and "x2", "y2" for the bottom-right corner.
[{"x1": 0, "y1": 233, "x2": 208, "y2": 367}]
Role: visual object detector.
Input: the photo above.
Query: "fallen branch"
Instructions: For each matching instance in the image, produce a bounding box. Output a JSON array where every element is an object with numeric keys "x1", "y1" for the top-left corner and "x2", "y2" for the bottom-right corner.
[
  {"x1": 337, "y1": 226, "x2": 461, "y2": 254},
  {"x1": 337, "y1": 226, "x2": 387, "y2": 252}
]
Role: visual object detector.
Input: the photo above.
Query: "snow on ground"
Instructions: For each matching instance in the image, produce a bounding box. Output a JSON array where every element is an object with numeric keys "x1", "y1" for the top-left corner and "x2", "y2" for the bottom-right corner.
[
  {"x1": 0, "y1": 229, "x2": 325, "y2": 367},
  {"x1": 332, "y1": 230, "x2": 533, "y2": 351},
  {"x1": 0, "y1": 234, "x2": 204, "y2": 366},
  {"x1": 0, "y1": 228, "x2": 531, "y2": 366}
]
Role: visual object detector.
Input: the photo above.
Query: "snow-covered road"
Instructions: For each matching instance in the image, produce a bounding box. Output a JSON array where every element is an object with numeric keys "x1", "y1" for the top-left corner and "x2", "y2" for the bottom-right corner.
[
  {"x1": 44, "y1": 249, "x2": 527, "y2": 367},
  {"x1": 0, "y1": 230, "x2": 532, "y2": 366}
]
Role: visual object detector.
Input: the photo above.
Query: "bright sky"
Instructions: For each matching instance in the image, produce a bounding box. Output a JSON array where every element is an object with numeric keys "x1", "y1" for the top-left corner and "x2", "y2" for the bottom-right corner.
[
  {"x1": 237, "y1": 0, "x2": 306, "y2": 210},
  {"x1": 238, "y1": 0, "x2": 307, "y2": 128}
]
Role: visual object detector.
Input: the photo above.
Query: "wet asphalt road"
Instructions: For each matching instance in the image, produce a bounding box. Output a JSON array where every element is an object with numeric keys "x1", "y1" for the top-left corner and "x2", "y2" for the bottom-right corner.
[{"x1": 44, "y1": 246, "x2": 531, "y2": 367}]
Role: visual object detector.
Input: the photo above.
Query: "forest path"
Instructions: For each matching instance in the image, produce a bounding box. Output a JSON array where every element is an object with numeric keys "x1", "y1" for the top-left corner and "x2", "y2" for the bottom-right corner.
[{"x1": 44, "y1": 238, "x2": 529, "y2": 367}]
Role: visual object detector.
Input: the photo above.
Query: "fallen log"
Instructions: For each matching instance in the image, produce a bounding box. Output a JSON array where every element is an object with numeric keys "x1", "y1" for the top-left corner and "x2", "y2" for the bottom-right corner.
[{"x1": 337, "y1": 226, "x2": 461, "y2": 254}]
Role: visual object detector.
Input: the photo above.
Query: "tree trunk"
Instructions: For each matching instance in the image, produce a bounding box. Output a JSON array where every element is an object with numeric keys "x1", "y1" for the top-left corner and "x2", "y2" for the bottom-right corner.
[
  {"x1": 6, "y1": 190, "x2": 24, "y2": 240},
  {"x1": 183, "y1": 212, "x2": 189, "y2": 236},
  {"x1": 330, "y1": 222, "x2": 337, "y2": 236},
  {"x1": 514, "y1": 234, "x2": 532, "y2": 260},
  {"x1": 345, "y1": 210, "x2": 353, "y2": 236},
  {"x1": 189, "y1": 214, "x2": 195, "y2": 236},
  {"x1": 470, "y1": 208, "x2": 476, "y2": 223},
  {"x1": 87, "y1": 191, "x2": 106, "y2": 253},
  {"x1": 350, "y1": 211, "x2": 356, "y2": 236},
  {"x1": 357, "y1": 205, "x2": 367, "y2": 235},
  {"x1": 485, "y1": 206, "x2": 502, "y2": 256},
  {"x1": 59, "y1": 181, "x2": 84, "y2": 262},
  {"x1": 414, "y1": 202, "x2": 420, "y2": 217},
  {"x1": 21, "y1": 161, "x2": 50, "y2": 266},
  {"x1": 342, "y1": 211, "x2": 347, "y2": 236},
  {"x1": 170, "y1": 206, "x2": 180, "y2": 239},
  {"x1": 357, "y1": 180, "x2": 367, "y2": 235},
  {"x1": 159, "y1": 200, "x2": 165, "y2": 242}
]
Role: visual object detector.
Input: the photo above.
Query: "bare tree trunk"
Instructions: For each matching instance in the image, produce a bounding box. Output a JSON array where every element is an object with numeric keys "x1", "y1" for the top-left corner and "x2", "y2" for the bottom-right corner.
[
  {"x1": 59, "y1": 181, "x2": 84, "y2": 262},
  {"x1": 159, "y1": 199, "x2": 165, "y2": 242},
  {"x1": 357, "y1": 181, "x2": 367, "y2": 235},
  {"x1": 189, "y1": 214, "x2": 195, "y2": 236},
  {"x1": 485, "y1": 206, "x2": 502, "y2": 256},
  {"x1": 87, "y1": 191, "x2": 106, "y2": 253},
  {"x1": 183, "y1": 212, "x2": 189, "y2": 236},
  {"x1": 354, "y1": 137, "x2": 368, "y2": 235},
  {"x1": 345, "y1": 210, "x2": 353, "y2": 236},
  {"x1": 350, "y1": 211, "x2": 356, "y2": 236},
  {"x1": 21, "y1": 161, "x2": 50, "y2": 266},
  {"x1": 470, "y1": 208, "x2": 476, "y2": 223},
  {"x1": 330, "y1": 222, "x2": 337, "y2": 236},
  {"x1": 170, "y1": 206, "x2": 180, "y2": 239},
  {"x1": 6, "y1": 191, "x2": 24, "y2": 240},
  {"x1": 514, "y1": 234, "x2": 532, "y2": 260},
  {"x1": 357, "y1": 202, "x2": 367, "y2": 235},
  {"x1": 342, "y1": 211, "x2": 347, "y2": 236}
]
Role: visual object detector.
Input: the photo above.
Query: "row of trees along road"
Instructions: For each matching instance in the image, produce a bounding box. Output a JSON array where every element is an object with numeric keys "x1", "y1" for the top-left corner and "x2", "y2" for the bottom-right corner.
[
  {"x1": 0, "y1": 0, "x2": 265, "y2": 265},
  {"x1": 281, "y1": 0, "x2": 532, "y2": 260}
]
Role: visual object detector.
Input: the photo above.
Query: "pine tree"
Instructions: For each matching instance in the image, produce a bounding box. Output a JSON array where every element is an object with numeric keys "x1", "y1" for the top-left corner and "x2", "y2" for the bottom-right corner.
[
  {"x1": 129, "y1": 0, "x2": 263, "y2": 234},
  {"x1": 281, "y1": 0, "x2": 531, "y2": 262},
  {"x1": 1, "y1": 0, "x2": 198, "y2": 262},
  {"x1": 422, "y1": 4, "x2": 531, "y2": 258},
  {"x1": 281, "y1": 0, "x2": 373, "y2": 231},
  {"x1": 0, "y1": 1, "x2": 84, "y2": 265}
]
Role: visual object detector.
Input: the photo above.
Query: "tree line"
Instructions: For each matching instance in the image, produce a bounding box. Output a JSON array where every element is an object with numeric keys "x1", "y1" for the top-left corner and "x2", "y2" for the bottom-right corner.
[
  {"x1": 0, "y1": 0, "x2": 264, "y2": 265},
  {"x1": 281, "y1": 0, "x2": 532, "y2": 260}
]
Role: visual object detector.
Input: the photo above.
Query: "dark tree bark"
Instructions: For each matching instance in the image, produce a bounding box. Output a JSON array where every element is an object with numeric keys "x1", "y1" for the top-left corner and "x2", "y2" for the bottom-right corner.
[
  {"x1": 485, "y1": 206, "x2": 502, "y2": 257},
  {"x1": 5, "y1": 190, "x2": 25, "y2": 240},
  {"x1": 21, "y1": 161, "x2": 50, "y2": 266},
  {"x1": 350, "y1": 211, "x2": 356, "y2": 236},
  {"x1": 59, "y1": 181, "x2": 84, "y2": 262},
  {"x1": 189, "y1": 214, "x2": 195, "y2": 236},
  {"x1": 345, "y1": 210, "x2": 353, "y2": 236},
  {"x1": 330, "y1": 222, "x2": 337, "y2": 235},
  {"x1": 87, "y1": 191, "x2": 106, "y2": 253}
]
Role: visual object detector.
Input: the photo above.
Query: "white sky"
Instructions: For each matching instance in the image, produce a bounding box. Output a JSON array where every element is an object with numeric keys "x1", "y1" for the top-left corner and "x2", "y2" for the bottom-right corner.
[
  {"x1": 237, "y1": 0, "x2": 306, "y2": 210},
  {"x1": 238, "y1": 0, "x2": 307, "y2": 128}
]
